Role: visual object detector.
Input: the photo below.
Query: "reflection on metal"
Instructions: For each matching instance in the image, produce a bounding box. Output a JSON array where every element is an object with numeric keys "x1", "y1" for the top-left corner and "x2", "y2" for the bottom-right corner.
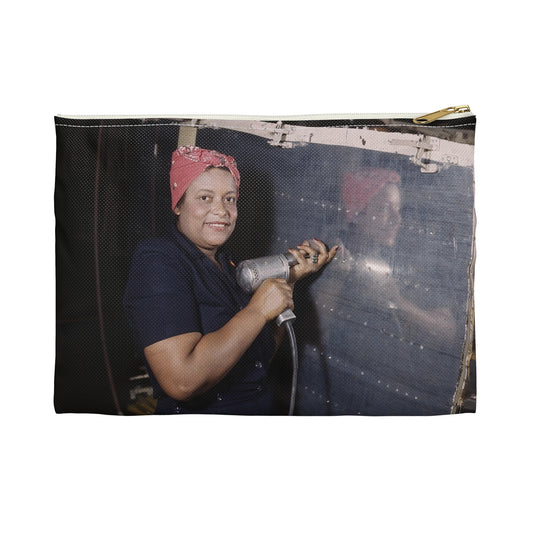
[{"x1": 177, "y1": 118, "x2": 474, "y2": 173}]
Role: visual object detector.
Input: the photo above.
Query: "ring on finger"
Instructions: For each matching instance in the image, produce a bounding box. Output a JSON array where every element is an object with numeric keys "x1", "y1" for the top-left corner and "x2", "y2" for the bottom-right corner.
[{"x1": 311, "y1": 253, "x2": 319, "y2": 263}]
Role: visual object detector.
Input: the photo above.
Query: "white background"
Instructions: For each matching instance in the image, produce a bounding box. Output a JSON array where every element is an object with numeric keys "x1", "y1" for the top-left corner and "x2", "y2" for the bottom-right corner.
[{"x1": 2, "y1": 1, "x2": 531, "y2": 531}]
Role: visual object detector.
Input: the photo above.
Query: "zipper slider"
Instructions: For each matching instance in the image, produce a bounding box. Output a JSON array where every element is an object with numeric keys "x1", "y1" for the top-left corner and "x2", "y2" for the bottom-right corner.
[{"x1": 413, "y1": 105, "x2": 471, "y2": 124}]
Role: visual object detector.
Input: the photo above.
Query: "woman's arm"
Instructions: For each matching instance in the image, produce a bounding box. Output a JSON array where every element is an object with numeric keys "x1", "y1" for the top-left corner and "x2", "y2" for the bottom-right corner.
[
  {"x1": 394, "y1": 297, "x2": 457, "y2": 345},
  {"x1": 144, "y1": 278, "x2": 294, "y2": 401}
]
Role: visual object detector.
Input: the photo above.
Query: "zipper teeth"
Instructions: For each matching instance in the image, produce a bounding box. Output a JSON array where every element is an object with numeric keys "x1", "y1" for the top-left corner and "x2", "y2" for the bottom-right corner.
[{"x1": 56, "y1": 112, "x2": 473, "y2": 121}]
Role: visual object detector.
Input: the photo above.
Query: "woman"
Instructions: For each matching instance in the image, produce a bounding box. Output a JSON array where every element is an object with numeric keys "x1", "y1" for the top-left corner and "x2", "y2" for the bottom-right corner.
[
  {"x1": 124, "y1": 146, "x2": 337, "y2": 414},
  {"x1": 306, "y1": 166, "x2": 462, "y2": 414},
  {"x1": 340, "y1": 167, "x2": 456, "y2": 344}
]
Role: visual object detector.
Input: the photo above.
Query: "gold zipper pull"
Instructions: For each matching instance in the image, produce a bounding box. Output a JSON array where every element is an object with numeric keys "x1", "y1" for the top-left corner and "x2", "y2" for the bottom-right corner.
[{"x1": 413, "y1": 105, "x2": 471, "y2": 124}]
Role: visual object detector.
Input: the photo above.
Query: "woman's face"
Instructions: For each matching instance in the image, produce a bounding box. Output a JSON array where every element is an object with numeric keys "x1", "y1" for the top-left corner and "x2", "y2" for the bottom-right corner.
[
  {"x1": 357, "y1": 183, "x2": 402, "y2": 247},
  {"x1": 175, "y1": 167, "x2": 238, "y2": 255}
]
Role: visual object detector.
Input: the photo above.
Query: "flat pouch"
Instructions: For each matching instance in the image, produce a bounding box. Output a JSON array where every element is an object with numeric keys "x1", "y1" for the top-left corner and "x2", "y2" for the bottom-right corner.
[{"x1": 54, "y1": 107, "x2": 476, "y2": 415}]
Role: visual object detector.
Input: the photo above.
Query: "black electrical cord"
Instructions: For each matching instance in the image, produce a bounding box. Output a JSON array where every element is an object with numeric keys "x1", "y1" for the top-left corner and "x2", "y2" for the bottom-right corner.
[{"x1": 285, "y1": 321, "x2": 299, "y2": 416}]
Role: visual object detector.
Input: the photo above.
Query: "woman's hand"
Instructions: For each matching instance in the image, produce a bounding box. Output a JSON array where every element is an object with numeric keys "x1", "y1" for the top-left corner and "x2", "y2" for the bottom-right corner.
[
  {"x1": 288, "y1": 239, "x2": 339, "y2": 284},
  {"x1": 145, "y1": 278, "x2": 294, "y2": 401},
  {"x1": 248, "y1": 278, "x2": 294, "y2": 322}
]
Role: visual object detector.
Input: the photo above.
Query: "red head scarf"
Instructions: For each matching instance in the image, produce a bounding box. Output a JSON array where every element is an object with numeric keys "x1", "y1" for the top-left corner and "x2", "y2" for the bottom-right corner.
[
  {"x1": 169, "y1": 146, "x2": 241, "y2": 209},
  {"x1": 342, "y1": 167, "x2": 401, "y2": 222}
]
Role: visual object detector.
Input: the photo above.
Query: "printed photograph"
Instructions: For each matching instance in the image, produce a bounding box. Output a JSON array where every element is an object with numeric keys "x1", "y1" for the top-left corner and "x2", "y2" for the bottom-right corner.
[{"x1": 54, "y1": 114, "x2": 476, "y2": 415}]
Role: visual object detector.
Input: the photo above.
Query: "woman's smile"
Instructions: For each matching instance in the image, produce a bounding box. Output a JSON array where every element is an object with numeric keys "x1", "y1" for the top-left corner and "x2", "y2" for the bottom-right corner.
[{"x1": 206, "y1": 221, "x2": 231, "y2": 230}]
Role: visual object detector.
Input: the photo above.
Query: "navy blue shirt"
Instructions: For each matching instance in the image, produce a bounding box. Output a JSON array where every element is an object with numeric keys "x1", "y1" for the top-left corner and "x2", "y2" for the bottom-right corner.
[{"x1": 123, "y1": 225, "x2": 277, "y2": 414}]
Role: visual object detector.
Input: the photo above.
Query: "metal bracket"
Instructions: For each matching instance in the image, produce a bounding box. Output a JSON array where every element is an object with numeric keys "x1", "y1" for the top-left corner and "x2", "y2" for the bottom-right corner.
[
  {"x1": 183, "y1": 119, "x2": 474, "y2": 171},
  {"x1": 389, "y1": 135, "x2": 440, "y2": 173},
  {"x1": 269, "y1": 121, "x2": 297, "y2": 148}
]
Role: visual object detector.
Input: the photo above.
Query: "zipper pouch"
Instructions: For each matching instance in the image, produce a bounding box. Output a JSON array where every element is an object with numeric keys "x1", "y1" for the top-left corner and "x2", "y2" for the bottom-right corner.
[{"x1": 54, "y1": 106, "x2": 476, "y2": 415}]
